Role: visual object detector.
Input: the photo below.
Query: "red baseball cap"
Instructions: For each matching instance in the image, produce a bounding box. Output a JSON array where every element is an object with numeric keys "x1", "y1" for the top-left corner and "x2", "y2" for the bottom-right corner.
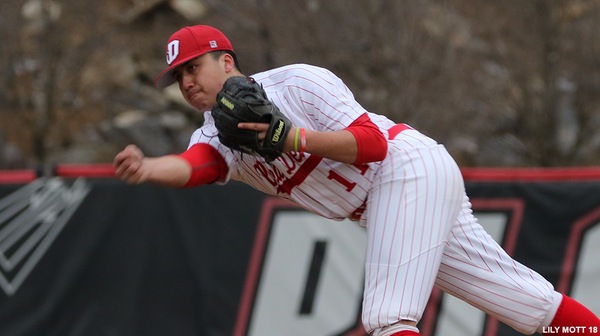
[{"x1": 154, "y1": 25, "x2": 234, "y2": 89}]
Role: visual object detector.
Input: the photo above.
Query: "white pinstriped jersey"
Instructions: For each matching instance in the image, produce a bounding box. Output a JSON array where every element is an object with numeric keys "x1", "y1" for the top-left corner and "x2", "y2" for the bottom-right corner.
[
  {"x1": 187, "y1": 64, "x2": 396, "y2": 221},
  {"x1": 187, "y1": 63, "x2": 560, "y2": 335}
]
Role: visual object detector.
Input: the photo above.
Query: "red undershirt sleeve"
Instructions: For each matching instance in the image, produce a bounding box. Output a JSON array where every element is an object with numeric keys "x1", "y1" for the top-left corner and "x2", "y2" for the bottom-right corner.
[
  {"x1": 344, "y1": 113, "x2": 387, "y2": 164},
  {"x1": 177, "y1": 143, "x2": 228, "y2": 188}
]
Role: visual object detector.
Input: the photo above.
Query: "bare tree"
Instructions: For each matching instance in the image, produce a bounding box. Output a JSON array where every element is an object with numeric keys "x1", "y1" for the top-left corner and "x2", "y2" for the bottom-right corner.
[{"x1": 1, "y1": 0, "x2": 600, "y2": 169}]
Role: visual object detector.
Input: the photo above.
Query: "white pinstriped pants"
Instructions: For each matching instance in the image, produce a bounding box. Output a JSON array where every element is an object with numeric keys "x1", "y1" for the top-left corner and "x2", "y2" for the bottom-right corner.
[{"x1": 362, "y1": 130, "x2": 558, "y2": 335}]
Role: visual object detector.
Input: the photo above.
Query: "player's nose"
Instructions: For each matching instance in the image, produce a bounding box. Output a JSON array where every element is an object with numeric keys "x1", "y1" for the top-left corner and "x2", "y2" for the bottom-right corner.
[{"x1": 179, "y1": 73, "x2": 195, "y2": 90}]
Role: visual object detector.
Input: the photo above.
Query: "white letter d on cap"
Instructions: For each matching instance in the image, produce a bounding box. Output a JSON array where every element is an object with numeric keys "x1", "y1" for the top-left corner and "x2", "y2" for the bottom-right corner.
[{"x1": 166, "y1": 40, "x2": 180, "y2": 65}]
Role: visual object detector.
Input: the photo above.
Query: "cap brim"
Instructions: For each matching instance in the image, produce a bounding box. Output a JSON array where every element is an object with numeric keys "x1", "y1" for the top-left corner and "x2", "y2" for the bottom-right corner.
[{"x1": 154, "y1": 68, "x2": 177, "y2": 89}]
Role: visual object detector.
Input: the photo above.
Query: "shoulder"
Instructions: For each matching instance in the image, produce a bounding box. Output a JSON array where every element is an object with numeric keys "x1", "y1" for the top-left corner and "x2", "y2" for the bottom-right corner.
[
  {"x1": 252, "y1": 63, "x2": 330, "y2": 79},
  {"x1": 251, "y1": 64, "x2": 346, "y2": 91}
]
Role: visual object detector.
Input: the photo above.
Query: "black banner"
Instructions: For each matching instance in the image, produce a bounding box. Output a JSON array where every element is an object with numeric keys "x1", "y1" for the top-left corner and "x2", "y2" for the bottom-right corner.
[
  {"x1": 0, "y1": 178, "x2": 264, "y2": 336},
  {"x1": 0, "y1": 168, "x2": 599, "y2": 336}
]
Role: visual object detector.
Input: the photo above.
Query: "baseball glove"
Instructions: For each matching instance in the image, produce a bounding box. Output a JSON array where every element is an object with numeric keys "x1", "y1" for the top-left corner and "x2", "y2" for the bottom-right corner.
[{"x1": 211, "y1": 76, "x2": 292, "y2": 162}]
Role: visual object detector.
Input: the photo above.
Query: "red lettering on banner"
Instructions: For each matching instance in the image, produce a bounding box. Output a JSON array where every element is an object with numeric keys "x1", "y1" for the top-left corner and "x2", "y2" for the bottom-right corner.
[
  {"x1": 558, "y1": 206, "x2": 600, "y2": 294},
  {"x1": 419, "y1": 198, "x2": 525, "y2": 336},
  {"x1": 236, "y1": 168, "x2": 600, "y2": 336}
]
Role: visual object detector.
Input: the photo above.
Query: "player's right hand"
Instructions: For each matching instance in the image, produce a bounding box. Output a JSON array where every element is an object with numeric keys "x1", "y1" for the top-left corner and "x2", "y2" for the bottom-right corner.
[{"x1": 113, "y1": 144, "x2": 150, "y2": 184}]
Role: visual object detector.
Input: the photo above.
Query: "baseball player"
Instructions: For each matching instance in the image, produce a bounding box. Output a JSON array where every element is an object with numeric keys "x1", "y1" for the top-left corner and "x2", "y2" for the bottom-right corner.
[{"x1": 113, "y1": 25, "x2": 600, "y2": 335}]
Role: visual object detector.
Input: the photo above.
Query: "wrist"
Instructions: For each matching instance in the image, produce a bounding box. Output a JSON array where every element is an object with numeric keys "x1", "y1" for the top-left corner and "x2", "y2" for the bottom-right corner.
[{"x1": 291, "y1": 127, "x2": 307, "y2": 154}]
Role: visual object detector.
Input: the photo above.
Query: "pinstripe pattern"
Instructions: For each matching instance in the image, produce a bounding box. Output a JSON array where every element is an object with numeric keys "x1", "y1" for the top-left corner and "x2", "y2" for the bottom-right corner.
[
  {"x1": 188, "y1": 64, "x2": 396, "y2": 221},
  {"x1": 365, "y1": 129, "x2": 556, "y2": 335},
  {"x1": 185, "y1": 64, "x2": 559, "y2": 335},
  {"x1": 436, "y1": 199, "x2": 556, "y2": 334},
  {"x1": 363, "y1": 130, "x2": 465, "y2": 333}
]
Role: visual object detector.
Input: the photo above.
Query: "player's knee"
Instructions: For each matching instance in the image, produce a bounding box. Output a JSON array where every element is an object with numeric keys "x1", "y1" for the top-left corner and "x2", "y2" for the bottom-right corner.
[
  {"x1": 367, "y1": 320, "x2": 420, "y2": 336},
  {"x1": 506, "y1": 290, "x2": 561, "y2": 335}
]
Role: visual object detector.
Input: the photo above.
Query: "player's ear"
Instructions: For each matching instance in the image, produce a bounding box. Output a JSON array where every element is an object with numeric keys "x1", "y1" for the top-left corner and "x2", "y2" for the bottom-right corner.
[{"x1": 221, "y1": 53, "x2": 235, "y2": 72}]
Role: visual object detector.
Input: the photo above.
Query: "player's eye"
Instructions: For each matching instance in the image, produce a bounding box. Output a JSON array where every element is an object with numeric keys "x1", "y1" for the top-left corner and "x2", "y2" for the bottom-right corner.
[{"x1": 185, "y1": 64, "x2": 197, "y2": 74}]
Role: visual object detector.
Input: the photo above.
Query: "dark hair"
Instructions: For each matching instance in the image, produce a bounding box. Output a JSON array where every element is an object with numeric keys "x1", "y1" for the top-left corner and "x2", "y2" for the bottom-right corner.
[{"x1": 210, "y1": 50, "x2": 242, "y2": 72}]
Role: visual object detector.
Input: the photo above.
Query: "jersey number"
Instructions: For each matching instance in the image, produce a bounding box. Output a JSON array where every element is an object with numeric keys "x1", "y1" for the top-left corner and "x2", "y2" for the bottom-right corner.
[{"x1": 326, "y1": 164, "x2": 369, "y2": 192}]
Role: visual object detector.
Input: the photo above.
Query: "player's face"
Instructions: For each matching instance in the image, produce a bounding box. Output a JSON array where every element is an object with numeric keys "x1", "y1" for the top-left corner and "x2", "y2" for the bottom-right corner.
[{"x1": 174, "y1": 53, "x2": 231, "y2": 111}]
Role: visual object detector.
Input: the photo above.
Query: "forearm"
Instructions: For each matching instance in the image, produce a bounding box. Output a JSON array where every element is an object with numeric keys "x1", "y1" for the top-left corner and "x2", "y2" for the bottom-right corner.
[
  {"x1": 143, "y1": 155, "x2": 192, "y2": 188},
  {"x1": 289, "y1": 129, "x2": 358, "y2": 164},
  {"x1": 240, "y1": 114, "x2": 386, "y2": 164},
  {"x1": 114, "y1": 144, "x2": 191, "y2": 187},
  {"x1": 115, "y1": 143, "x2": 226, "y2": 188}
]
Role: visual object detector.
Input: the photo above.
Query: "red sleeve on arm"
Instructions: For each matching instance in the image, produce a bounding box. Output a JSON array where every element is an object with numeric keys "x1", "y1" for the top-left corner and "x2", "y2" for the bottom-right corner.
[
  {"x1": 344, "y1": 113, "x2": 387, "y2": 164},
  {"x1": 177, "y1": 143, "x2": 228, "y2": 187}
]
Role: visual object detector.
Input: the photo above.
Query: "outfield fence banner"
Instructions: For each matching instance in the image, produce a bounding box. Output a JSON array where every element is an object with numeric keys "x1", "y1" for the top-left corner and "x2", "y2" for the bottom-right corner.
[{"x1": 0, "y1": 165, "x2": 599, "y2": 336}]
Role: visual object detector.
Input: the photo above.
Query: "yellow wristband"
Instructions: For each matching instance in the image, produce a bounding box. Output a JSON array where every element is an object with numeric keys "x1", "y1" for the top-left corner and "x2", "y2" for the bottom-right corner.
[{"x1": 294, "y1": 127, "x2": 301, "y2": 152}]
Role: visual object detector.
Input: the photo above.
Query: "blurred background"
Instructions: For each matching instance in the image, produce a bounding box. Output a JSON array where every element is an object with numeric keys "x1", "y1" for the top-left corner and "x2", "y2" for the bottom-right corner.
[
  {"x1": 1, "y1": 2, "x2": 600, "y2": 335},
  {"x1": 1, "y1": 0, "x2": 600, "y2": 170}
]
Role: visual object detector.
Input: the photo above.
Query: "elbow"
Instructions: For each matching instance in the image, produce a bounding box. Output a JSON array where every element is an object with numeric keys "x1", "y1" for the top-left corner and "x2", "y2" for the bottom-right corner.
[
  {"x1": 177, "y1": 143, "x2": 227, "y2": 188},
  {"x1": 354, "y1": 132, "x2": 387, "y2": 164},
  {"x1": 345, "y1": 114, "x2": 388, "y2": 164}
]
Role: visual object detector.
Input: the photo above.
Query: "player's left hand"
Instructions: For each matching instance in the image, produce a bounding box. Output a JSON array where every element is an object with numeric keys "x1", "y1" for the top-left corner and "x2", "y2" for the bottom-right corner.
[
  {"x1": 211, "y1": 76, "x2": 293, "y2": 162},
  {"x1": 237, "y1": 122, "x2": 268, "y2": 137},
  {"x1": 238, "y1": 122, "x2": 295, "y2": 153}
]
